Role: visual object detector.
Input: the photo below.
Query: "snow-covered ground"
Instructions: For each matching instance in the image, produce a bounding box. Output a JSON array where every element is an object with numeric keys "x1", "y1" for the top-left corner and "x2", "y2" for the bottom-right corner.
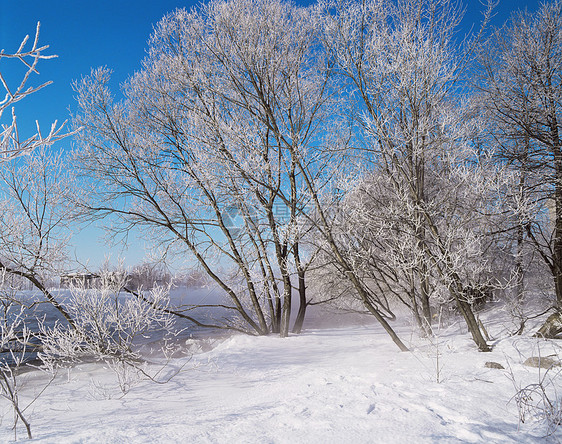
[{"x1": 2, "y1": 304, "x2": 561, "y2": 443}]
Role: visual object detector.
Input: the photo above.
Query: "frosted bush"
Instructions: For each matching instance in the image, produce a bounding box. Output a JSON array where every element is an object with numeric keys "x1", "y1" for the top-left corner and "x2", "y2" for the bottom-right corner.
[{"x1": 39, "y1": 271, "x2": 176, "y2": 368}]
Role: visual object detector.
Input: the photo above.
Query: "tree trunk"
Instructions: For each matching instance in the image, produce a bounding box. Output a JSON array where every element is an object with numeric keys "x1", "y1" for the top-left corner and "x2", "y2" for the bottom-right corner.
[
  {"x1": 292, "y1": 267, "x2": 307, "y2": 334},
  {"x1": 455, "y1": 297, "x2": 491, "y2": 352},
  {"x1": 515, "y1": 139, "x2": 529, "y2": 302},
  {"x1": 352, "y1": 278, "x2": 408, "y2": 351},
  {"x1": 547, "y1": 95, "x2": 562, "y2": 307},
  {"x1": 515, "y1": 220, "x2": 525, "y2": 302},
  {"x1": 362, "y1": 298, "x2": 409, "y2": 352},
  {"x1": 420, "y1": 272, "x2": 432, "y2": 332},
  {"x1": 274, "y1": 296, "x2": 282, "y2": 334},
  {"x1": 553, "y1": 191, "x2": 562, "y2": 306},
  {"x1": 410, "y1": 293, "x2": 426, "y2": 335},
  {"x1": 292, "y1": 244, "x2": 307, "y2": 334},
  {"x1": 280, "y1": 273, "x2": 292, "y2": 338}
]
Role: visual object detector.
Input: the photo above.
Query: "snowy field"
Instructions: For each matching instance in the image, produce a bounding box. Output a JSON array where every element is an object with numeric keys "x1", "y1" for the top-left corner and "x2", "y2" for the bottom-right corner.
[{"x1": 1, "y1": 304, "x2": 561, "y2": 443}]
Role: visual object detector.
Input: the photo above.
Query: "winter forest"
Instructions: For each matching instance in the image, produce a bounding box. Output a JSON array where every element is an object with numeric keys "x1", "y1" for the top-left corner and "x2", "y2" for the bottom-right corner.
[{"x1": 1, "y1": 0, "x2": 562, "y2": 441}]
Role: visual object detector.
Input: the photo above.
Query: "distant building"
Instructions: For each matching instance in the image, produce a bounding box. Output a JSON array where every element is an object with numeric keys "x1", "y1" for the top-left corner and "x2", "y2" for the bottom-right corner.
[
  {"x1": 60, "y1": 273, "x2": 100, "y2": 289},
  {"x1": 60, "y1": 271, "x2": 131, "y2": 289}
]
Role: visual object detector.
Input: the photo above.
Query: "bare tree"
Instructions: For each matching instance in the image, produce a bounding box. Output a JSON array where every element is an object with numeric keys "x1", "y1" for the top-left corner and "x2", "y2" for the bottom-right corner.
[
  {"x1": 0, "y1": 301, "x2": 33, "y2": 440},
  {"x1": 73, "y1": 0, "x2": 502, "y2": 352},
  {"x1": 0, "y1": 149, "x2": 75, "y2": 326},
  {"x1": 318, "y1": 0, "x2": 496, "y2": 351},
  {"x1": 0, "y1": 269, "x2": 58, "y2": 441},
  {"x1": 128, "y1": 261, "x2": 171, "y2": 291},
  {"x1": 480, "y1": 1, "x2": 562, "y2": 312},
  {"x1": 73, "y1": 0, "x2": 333, "y2": 337},
  {"x1": 0, "y1": 23, "x2": 79, "y2": 329},
  {"x1": 0, "y1": 25, "x2": 80, "y2": 438}
]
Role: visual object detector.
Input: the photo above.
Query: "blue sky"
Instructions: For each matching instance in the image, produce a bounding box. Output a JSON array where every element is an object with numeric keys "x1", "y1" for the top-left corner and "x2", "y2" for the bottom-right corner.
[
  {"x1": 0, "y1": 0, "x2": 546, "y2": 270},
  {"x1": 1, "y1": 0, "x2": 198, "y2": 269}
]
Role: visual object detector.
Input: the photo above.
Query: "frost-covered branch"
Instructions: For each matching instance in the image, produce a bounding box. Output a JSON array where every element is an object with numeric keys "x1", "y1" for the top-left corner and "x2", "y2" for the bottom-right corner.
[{"x1": 0, "y1": 22, "x2": 78, "y2": 162}]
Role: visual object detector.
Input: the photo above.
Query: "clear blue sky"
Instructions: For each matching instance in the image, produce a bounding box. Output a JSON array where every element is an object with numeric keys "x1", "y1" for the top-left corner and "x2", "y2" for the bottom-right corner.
[
  {"x1": 0, "y1": 0, "x2": 546, "y2": 270},
  {"x1": 1, "y1": 0, "x2": 199, "y2": 270}
]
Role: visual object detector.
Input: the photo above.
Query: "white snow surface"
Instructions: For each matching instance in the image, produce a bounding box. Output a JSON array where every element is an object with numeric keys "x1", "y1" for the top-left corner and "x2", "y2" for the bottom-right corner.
[{"x1": 3, "y1": 307, "x2": 562, "y2": 443}]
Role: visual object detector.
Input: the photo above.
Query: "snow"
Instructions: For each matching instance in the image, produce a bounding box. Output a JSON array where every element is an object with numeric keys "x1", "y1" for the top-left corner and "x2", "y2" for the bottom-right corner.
[{"x1": 2, "y1": 306, "x2": 561, "y2": 443}]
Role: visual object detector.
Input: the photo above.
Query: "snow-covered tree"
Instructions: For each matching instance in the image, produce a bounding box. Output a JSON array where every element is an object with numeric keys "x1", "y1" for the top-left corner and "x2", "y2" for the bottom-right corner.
[
  {"x1": 0, "y1": 149, "x2": 76, "y2": 326},
  {"x1": 73, "y1": 0, "x2": 333, "y2": 337},
  {"x1": 318, "y1": 0, "x2": 496, "y2": 350},
  {"x1": 0, "y1": 24, "x2": 79, "y2": 327},
  {"x1": 0, "y1": 23, "x2": 70, "y2": 162},
  {"x1": 479, "y1": 1, "x2": 562, "y2": 310}
]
